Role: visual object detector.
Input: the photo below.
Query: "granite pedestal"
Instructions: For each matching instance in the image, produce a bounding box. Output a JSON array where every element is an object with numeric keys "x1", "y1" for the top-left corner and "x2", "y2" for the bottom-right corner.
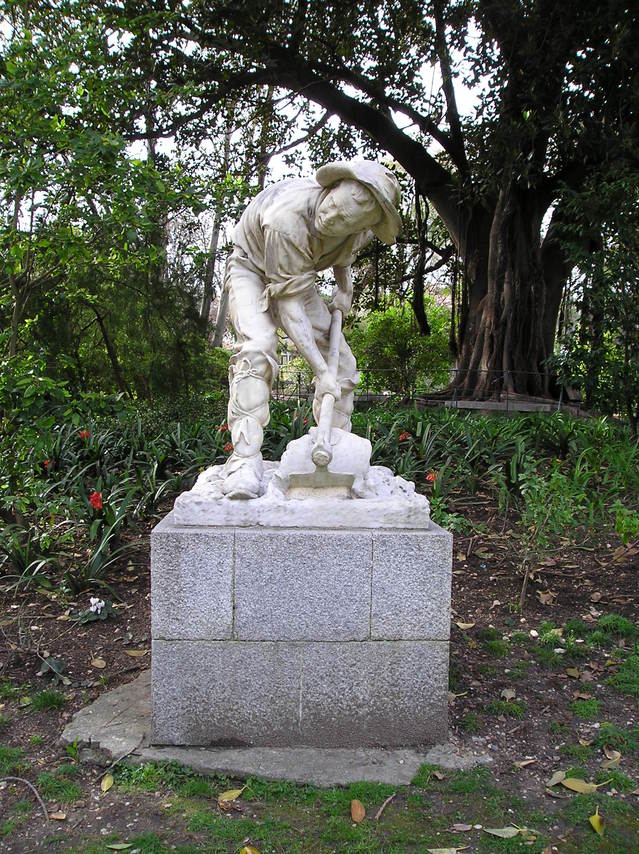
[{"x1": 151, "y1": 496, "x2": 453, "y2": 748}]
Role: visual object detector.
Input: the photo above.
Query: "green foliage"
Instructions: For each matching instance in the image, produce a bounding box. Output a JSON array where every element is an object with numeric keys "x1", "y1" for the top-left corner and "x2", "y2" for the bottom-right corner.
[
  {"x1": 31, "y1": 689, "x2": 66, "y2": 711},
  {"x1": 594, "y1": 722, "x2": 639, "y2": 755},
  {"x1": 36, "y1": 766, "x2": 83, "y2": 803},
  {"x1": 0, "y1": 745, "x2": 25, "y2": 775},
  {"x1": 569, "y1": 698, "x2": 601, "y2": 720},
  {"x1": 607, "y1": 651, "x2": 639, "y2": 702},
  {"x1": 460, "y1": 712, "x2": 481, "y2": 733},
  {"x1": 347, "y1": 302, "x2": 451, "y2": 397},
  {"x1": 486, "y1": 699, "x2": 527, "y2": 719},
  {"x1": 555, "y1": 171, "x2": 639, "y2": 435}
]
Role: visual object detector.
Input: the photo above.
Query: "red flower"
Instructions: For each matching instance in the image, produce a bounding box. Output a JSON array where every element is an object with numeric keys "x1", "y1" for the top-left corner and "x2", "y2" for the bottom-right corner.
[
  {"x1": 217, "y1": 423, "x2": 229, "y2": 432},
  {"x1": 78, "y1": 429, "x2": 90, "y2": 440},
  {"x1": 89, "y1": 491, "x2": 103, "y2": 510},
  {"x1": 303, "y1": 416, "x2": 309, "y2": 425},
  {"x1": 223, "y1": 442, "x2": 233, "y2": 453},
  {"x1": 43, "y1": 459, "x2": 50, "y2": 468},
  {"x1": 398, "y1": 431, "x2": 411, "y2": 442},
  {"x1": 426, "y1": 471, "x2": 438, "y2": 482}
]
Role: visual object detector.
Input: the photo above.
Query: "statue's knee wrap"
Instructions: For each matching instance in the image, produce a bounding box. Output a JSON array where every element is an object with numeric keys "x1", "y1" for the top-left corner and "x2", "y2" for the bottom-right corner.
[{"x1": 227, "y1": 351, "x2": 276, "y2": 457}]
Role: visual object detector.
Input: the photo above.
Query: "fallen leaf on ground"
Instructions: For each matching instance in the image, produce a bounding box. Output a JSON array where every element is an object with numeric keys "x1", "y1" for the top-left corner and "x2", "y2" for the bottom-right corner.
[
  {"x1": 565, "y1": 667, "x2": 580, "y2": 678},
  {"x1": 18, "y1": 696, "x2": 32, "y2": 707},
  {"x1": 50, "y1": 811, "x2": 66, "y2": 820},
  {"x1": 590, "y1": 591, "x2": 602, "y2": 602},
  {"x1": 589, "y1": 805, "x2": 605, "y2": 836},
  {"x1": 100, "y1": 773, "x2": 114, "y2": 792},
  {"x1": 484, "y1": 826, "x2": 519, "y2": 838},
  {"x1": 537, "y1": 590, "x2": 557, "y2": 605},
  {"x1": 546, "y1": 770, "x2": 566, "y2": 787},
  {"x1": 106, "y1": 846, "x2": 134, "y2": 851},
  {"x1": 217, "y1": 785, "x2": 245, "y2": 806},
  {"x1": 431, "y1": 770, "x2": 446, "y2": 780},
  {"x1": 239, "y1": 847, "x2": 260, "y2": 854},
  {"x1": 545, "y1": 787, "x2": 570, "y2": 799},
  {"x1": 573, "y1": 691, "x2": 592, "y2": 700},
  {"x1": 350, "y1": 799, "x2": 366, "y2": 823},
  {"x1": 456, "y1": 622, "x2": 475, "y2": 630},
  {"x1": 124, "y1": 649, "x2": 148, "y2": 658},
  {"x1": 448, "y1": 823, "x2": 472, "y2": 831},
  {"x1": 427, "y1": 848, "x2": 469, "y2": 853},
  {"x1": 91, "y1": 657, "x2": 106, "y2": 669},
  {"x1": 490, "y1": 600, "x2": 501, "y2": 609},
  {"x1": 515, "y1": 759, "x2": 536, "y2": 769},
  {"x1": 601, "y1": 747, "x2": 621, "y2": 769},
  {"x1": 501, "y1": 688, "x2": 516, "y2": 701},
  {"x1": 561, "y1": 777, "x2": 610, "y2": 794}
]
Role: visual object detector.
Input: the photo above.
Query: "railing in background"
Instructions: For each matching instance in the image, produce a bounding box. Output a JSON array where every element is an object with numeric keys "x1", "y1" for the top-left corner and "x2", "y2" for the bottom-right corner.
[{"x1": 272, "y1": 368, "x2": 583, "y2": 415}]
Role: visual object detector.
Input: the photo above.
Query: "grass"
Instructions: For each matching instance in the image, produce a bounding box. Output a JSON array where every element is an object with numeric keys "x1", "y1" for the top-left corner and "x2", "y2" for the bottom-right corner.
[
  {"x1": 560, "y1": 742, "x2": 595, "y2": 762},
  {"x1": 569, "y1": 698, "x2": 601, "y2": 719},
  {"x1": 31, "y1": 688, "x2": 66, "y2": 711},
  {"x1": 594, "y1": 722, "x2": 639, "y2": 755},
  {"x1": 37, "y1": 765, "x2": 83, "y2": 803},
  {"x1": 607, "y1": 651, "x2": 639, "y2": 701},
  {"x1": 478, "y1": 627, "x2": 510, "y2": 657},
  {"x1": 0, "y1": 745, "x2": 25, "y2": 775},
  {"x1": 460, "y1": 711, "x2": 482, "y2": 732},
  {"x1": 486, "y1": 699, "x2": 527, "y2": 718}
]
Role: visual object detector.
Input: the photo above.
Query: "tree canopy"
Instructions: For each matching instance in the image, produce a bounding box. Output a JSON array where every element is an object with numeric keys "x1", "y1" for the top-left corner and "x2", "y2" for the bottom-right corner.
[{"x1": 1, "y1": 0, "x2": 638, "y2": 404}]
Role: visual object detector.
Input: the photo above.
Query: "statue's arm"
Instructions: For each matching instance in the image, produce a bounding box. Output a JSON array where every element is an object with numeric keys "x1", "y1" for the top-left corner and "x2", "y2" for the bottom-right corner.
[{"x1": 330, "y1": 265, "x2": 353, "y2": 314}]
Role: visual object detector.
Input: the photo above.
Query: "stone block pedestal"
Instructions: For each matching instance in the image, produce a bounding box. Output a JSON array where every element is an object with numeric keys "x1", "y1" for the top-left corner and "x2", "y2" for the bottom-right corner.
[{"x1": 151, "y1": 511, "x2": 452, "y2": 748}]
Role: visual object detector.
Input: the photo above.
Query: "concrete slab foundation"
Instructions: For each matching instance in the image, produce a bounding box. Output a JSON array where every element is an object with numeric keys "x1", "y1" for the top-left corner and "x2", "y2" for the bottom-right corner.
[{"x1": 60, "y1": 671, "x2": 491, "y2": 787}]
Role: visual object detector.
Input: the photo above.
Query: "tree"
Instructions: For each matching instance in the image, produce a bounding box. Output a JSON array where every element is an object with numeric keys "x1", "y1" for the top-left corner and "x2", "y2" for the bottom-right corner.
[
  {"x1": 98, "y1": 0, "x2": 637, "y2": 398},
  {"x1": 553, "y1": 171, "x2": 639, "y2": 436},
  {"x1": 348, "y1": 302, "x2": 451, "y2": 397}
]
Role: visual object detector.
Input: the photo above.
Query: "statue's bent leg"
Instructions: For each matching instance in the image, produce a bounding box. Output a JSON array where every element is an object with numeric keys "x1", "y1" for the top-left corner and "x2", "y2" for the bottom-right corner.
[
  {"x1": 303, "y1": 290, "x2": 359, "y2": 431},
  {"x1": 222, "y1": 252, "x2": 278, "y2": 498}
]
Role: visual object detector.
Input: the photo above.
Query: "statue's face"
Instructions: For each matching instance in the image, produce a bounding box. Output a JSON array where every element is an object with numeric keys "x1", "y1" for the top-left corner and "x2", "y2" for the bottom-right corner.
[{"x1": 315, "y1": 180, "x2": 382, "y2": 237}]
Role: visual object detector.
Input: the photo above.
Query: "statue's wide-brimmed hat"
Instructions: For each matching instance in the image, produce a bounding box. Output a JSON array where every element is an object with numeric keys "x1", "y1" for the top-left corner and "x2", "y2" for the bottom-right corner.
[{"x1": 315, "y1": 160, "x2": 402, "y2": 244}]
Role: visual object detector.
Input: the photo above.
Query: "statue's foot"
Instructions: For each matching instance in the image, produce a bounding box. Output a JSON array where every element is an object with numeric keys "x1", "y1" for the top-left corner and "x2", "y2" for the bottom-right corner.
[{"x1": 221, "y1": 454, "x2": 263, "y2": 500}]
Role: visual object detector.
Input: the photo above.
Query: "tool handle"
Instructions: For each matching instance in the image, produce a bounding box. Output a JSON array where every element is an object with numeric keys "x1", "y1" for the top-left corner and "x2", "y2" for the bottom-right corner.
[{"x1": 311, "y1": 309, "x2": 342, "y2": 467}]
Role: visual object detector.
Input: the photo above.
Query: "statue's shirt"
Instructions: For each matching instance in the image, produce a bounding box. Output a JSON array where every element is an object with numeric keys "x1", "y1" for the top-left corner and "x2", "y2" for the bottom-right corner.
[{"x1": 233, "y1": 178, "x2": 372, "y2": 308}]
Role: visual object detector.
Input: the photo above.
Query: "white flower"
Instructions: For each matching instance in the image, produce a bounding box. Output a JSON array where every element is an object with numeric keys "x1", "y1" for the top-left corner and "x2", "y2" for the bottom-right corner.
[{"x1": 89, "y1": 597, "x2": 105, "y2": 614}]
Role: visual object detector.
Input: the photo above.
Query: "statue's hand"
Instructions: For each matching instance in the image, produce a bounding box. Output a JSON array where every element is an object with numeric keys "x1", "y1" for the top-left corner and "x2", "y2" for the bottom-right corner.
[
  {"x1": 329, "y1": 287, "x2": 352, "y2": 315},
  {"x1": 314, "y1": 370, "x2": 342, "y2": 400}
]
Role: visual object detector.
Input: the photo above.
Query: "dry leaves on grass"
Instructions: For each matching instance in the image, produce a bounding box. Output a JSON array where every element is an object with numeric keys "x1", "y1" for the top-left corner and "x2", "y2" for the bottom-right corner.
[{"x1": 350, "y1": 799, "x2": 366, "y2": 823}]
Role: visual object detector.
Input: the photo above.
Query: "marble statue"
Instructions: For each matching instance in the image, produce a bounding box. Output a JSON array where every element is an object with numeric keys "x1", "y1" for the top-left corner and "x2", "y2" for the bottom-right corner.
[
  {"x1": 220, "y1": 159, "x2": 402, "y2": 499},
  {"x1": 174, "y1": 159, "x2": 431, "y2": 527}
]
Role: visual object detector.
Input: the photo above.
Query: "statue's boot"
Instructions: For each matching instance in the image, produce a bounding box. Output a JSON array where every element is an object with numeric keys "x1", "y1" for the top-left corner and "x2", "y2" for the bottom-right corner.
[{"x1": 221, "y1": 452, "x2": 264, "y2": 499}]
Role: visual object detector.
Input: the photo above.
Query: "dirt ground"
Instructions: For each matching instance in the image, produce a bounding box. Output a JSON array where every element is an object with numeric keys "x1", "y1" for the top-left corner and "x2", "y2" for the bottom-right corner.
[{"x1": 1, "y1": 495, "x2": 638, "y2": 852}]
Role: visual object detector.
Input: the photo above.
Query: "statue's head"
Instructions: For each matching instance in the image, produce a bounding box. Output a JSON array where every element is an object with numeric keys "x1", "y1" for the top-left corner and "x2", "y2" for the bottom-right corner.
[{"x1": 315, "y1": 160, "x2": 401, "y2": 244}]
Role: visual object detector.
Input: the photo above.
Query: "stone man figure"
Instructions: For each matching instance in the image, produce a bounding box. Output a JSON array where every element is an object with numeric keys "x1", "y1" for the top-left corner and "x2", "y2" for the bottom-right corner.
[{"x1": 222, "y1": 160, "x2": 401, "y2": 499}]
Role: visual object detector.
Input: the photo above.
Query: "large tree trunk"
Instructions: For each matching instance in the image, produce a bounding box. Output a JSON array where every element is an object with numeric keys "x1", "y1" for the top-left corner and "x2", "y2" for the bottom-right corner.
[{"x1": 452, "y1": 182, "x2": 558, "y2": 398}]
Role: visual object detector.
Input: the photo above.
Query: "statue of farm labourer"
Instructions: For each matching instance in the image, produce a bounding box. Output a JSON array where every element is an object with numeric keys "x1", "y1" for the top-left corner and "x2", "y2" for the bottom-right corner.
[{"x1": 222, "y1": 160, "x2": 402, "y2": 499}]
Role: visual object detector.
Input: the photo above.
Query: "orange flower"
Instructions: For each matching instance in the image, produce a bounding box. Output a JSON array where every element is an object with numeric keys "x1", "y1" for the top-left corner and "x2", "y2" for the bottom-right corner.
[
  {"x1": 426, "y1": 471, "x2": 438, "y2": 482},
  {"x1": 43, "y1": 459, "x2": 50, "y2": 468},
  {"x1": 89, "y1": 491, "x2": 103, "y2": 510}
]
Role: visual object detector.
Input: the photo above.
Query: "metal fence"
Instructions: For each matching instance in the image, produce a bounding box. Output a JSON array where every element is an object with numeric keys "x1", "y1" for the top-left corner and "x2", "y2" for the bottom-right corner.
[{"x1": 272, "y1": 368, "x2": 584, "y2": 415}]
